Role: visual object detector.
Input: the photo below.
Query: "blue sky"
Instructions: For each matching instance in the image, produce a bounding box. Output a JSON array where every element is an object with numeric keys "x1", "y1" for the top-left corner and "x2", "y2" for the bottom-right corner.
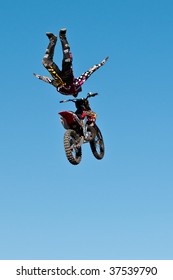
[{"x1": 0, "y1": 0, "x2": 173, "y2": 260}]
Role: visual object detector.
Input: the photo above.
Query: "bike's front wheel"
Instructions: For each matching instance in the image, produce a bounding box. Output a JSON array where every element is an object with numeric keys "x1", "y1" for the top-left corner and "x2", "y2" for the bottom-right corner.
[
  {"x1": 90, "y1": 124, "x2": 105, "y2": 160},
  {"x1": 64, "y1": 129, "x2": 82, "y2": 165}
]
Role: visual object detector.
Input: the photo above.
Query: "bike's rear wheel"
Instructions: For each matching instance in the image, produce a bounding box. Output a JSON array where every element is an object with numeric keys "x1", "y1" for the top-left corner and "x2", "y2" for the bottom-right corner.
[
  {"x1": 64, "y1": 129, "x2": 82, "y2": 165},
  {"x1": 90, "y1": 124, "x2": 105, "y2": 160}
]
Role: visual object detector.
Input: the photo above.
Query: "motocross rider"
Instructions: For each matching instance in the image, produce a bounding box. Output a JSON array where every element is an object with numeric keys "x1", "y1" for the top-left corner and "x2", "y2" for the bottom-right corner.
[{"x1": 34, "y1": 28, "x2": 108, "y2": 97}]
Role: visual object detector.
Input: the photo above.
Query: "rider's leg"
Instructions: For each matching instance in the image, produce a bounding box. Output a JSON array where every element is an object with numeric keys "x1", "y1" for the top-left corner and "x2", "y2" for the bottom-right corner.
[
  {"x1": 42, "y1": 33, "x2": 62, "y2": 79},
  {"x1": 59, "y1": 28, "x2": 73, "y2": 84}
]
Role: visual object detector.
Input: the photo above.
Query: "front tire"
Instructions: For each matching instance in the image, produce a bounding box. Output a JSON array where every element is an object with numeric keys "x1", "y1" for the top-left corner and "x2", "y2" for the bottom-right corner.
[
  {"x1": 64, "y1": 129, "x2": 82, "y2": 165},
  {"x1": 90, "y1": 124, "x2": 105, "y2": 160}
]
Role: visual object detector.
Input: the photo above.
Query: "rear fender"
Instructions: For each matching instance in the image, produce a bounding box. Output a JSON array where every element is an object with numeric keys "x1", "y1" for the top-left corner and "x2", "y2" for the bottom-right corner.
[
  {"x1": 59, "y1": 111, "x2": 82, "y2": 128},
  {"x1": 60, "y1": 117, "x2": 69, "y2": 129}
]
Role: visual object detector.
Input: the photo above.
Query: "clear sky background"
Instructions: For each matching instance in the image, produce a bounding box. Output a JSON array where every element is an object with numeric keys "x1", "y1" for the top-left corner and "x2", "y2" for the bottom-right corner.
[{"x1": 0, "y1": 0, "x2": 173, "y2": 260}]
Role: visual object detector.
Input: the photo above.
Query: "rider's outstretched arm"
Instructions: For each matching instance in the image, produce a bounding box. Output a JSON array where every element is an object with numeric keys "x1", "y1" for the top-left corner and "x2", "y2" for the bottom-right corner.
[
  {"x1": 33, "y1": 73, "x2": 65, "y2": 88},
  {"x1": 75, "y1": 56, "x2": 109, "y2": 87},
  {"x1": 33, "y1": 73, "x2": 53, "y2": 84}
]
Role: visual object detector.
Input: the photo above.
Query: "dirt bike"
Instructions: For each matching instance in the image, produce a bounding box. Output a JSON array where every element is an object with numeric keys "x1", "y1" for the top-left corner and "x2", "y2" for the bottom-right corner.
[{"x1": 58, "y1": 92, "x2": 105, "y2": 165}]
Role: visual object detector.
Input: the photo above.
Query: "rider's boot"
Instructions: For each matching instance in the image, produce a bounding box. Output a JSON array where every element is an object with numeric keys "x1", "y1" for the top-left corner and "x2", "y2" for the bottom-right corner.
[
  {"x1": 59, "y1": 28, "x2": 72, "y2": 63},
  {"x1": 42, "y1": 33, "x2": 57, "y2": 67},
  {"x1": 59, "y1": 28, "x2": 67, "y2": 39}
]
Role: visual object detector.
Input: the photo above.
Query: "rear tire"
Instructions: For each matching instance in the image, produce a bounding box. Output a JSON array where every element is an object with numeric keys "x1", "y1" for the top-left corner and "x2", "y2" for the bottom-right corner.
[
  {"x1": 90, "y1": 124, "x2": 105, "y2": 160},
  {"x1": 64, "y1": 129, "x2": 82, "y2": 165}
]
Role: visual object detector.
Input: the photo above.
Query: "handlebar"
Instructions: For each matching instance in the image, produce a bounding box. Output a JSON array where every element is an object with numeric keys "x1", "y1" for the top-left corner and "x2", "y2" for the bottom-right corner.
[{"x1": 59, "y1": 92, "x2": 98, "y2": 104}]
